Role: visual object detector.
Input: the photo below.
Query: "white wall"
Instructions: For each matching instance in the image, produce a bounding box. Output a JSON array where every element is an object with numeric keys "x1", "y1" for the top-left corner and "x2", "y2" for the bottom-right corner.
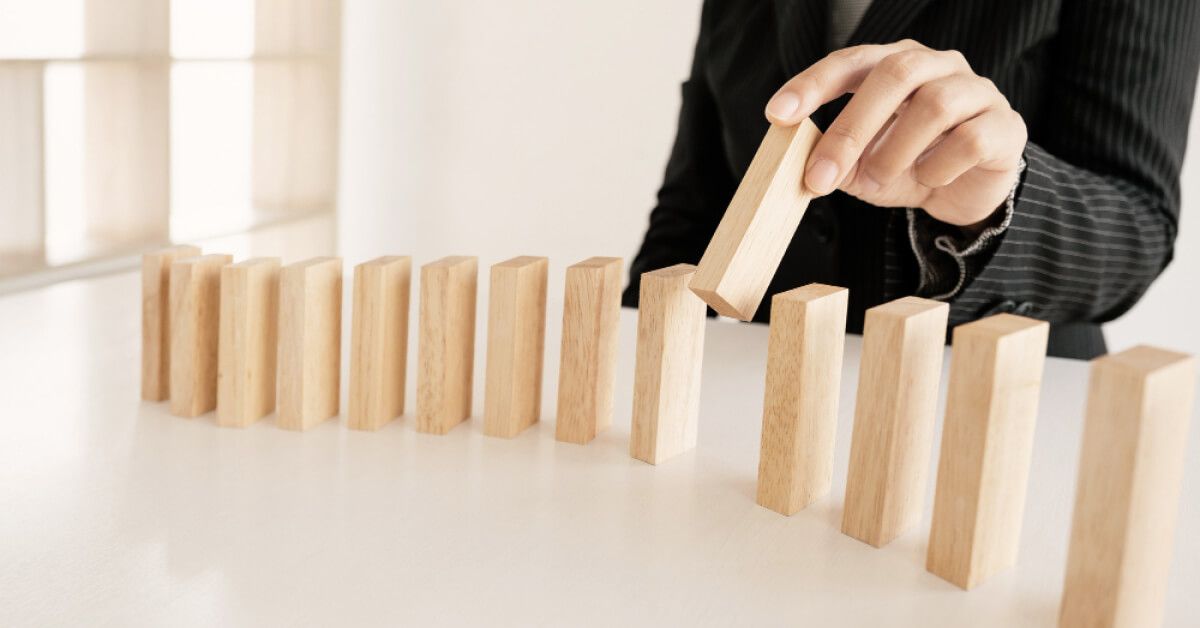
[{"x1": 339, "y1": 0, "x2": 1200, "y2": 357}]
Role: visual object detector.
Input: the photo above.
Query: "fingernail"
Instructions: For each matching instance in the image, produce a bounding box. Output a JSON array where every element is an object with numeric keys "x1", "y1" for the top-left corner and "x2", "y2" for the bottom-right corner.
[
  {"x1": 806, "y1": 159, "x2": 839, "y2": 194},
  {"x1": 765, "y1": 92, "x2": 801, "y2": 121}
]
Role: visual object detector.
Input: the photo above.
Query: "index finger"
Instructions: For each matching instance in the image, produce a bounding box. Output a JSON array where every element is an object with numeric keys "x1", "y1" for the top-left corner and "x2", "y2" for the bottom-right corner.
[{"x1": 764, "y1": 39, "x2": 926, "y2": 125}]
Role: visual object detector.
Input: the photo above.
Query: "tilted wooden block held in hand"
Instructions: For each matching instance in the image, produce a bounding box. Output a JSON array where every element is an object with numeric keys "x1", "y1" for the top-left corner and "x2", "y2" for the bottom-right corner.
[
  {"x1": 756, "y1": 284, "x2": 848, "y2": 516},
  {"x1": 416, "y1": 256, "x2": 478, "y2": 435},
  {"x1": 217, "y1": 257, "x2": 281, "y2": 428},
  {"x1": 141, "y1": 244, "x2": 201, "y2": 401},
  {"x1": 689, "y1": 120, "x2": 822, "y2": 320},
  {"x1": 555, "y1": 256, "x2": 623, "y2": 445},
  {"x1": 277, "y1": 257, "x2": 343, "y2": 431},
  {"x1": 169, "y1": 253, "x2": 232, "y2": 417},
  {"x1": 484, "y1": 256, "x2": 549, "y2": 439},
  {"x1": 630, "y1": 264, "x2": 707, "y2": 465},
  {"x1": 349, "y1": 256, "x2": 412, "y2": 431},
  {"x1": 842, "y1": 296, "x2": 948, "y2": 547},
  {"x1": 1059, "y1": 346, "x2": 1195, "y2": 628},
  {"x1": 926, "y1": 314, "x2": 1049, "y2": 589}
]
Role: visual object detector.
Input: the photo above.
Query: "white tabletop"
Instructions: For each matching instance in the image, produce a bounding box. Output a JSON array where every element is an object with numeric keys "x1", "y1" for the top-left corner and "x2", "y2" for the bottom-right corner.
[{"x1": 1, "y1": 269, "x2": 1197, "y2": 628}]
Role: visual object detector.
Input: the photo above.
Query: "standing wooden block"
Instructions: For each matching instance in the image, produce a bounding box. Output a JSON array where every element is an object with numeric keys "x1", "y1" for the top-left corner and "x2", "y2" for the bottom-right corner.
[
  {"x1": 216, "y1": 258, "x2": 281, "y2": 428},
  {"x1": 926, "y1": 314, "x2": 1050, "y2": 589},
  {"x1": 141, "y1": 244, "x2": 201, "y2": 401},
  {"x1": 1059, "y1": 346, "x2": 1195, "y2": 628},
  {"x1": 484, "y1": 256, "x2": 549, "y2": 438},
  {"x1": 555, "y1": 256, "x2": 623, "y2": 444},
  {"x1": 348, "y1": 256, "x2": 412, "y2": 431},
  {"x1": 756, "y1": 284, "x2": 848, "y2": 515},
  {"x1": 277, "y1": 257, "x2": 343, "y2": 431},
  {"x1": 416, "y1": 256, "x2": 478, "y2": 434},
  {"x1": 688, "y1": 120, "x2": 822, "y2": 320},
  {"x1": 841, "y1": 296, "x2": 949, "y2": 547},
  {"x1": 630, "y1": 264, "x2": 707, "y2": 465},
  {"x1": 168, "y1": 253, "x2": 232, "y2": 417}
]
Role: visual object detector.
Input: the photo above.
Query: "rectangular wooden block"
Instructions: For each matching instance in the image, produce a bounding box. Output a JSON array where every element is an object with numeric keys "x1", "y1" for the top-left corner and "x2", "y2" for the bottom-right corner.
[
  {"x1": 630, "y1": 264, "x2": 707, "y2": 465},
  {"x1": 168, "y1": 253, "x2": 232, "y2": 417},
  {"x1": 141, "y1": 244, "x2": 201, "y2": 401},
  {"x1": 555, "y1": 256, "x2": 623, "y2": 444},
  {"x1": 842, "y1": 296, "x2": 949, "y2": 547},
  {"x1": 926, "y1": 314, "x2": 1050, "y2": 589},
  {"x1": 756, "y1": 284, "x2": 848, "y2": 515},
  {"x1": 348, "y1": 256, "x2": 412, "y2": 431},
  {"x1": 689, "y1": 120, "x2": 822, "y2": 320},
  {"x1": 484, "y1": 256, "x2": 549, "y2": 438},
  {"x1": 277, "y1": 257, "x2": 343, "y2": 431},
  {"x1": 216, "y1": 257, "x2": 281, "y2": 428},
  {"x1": 416, "y1": 256, "x2": 478, "y2": 434},
  {"x1": 1059, "y1": 346, "x2": 1196, "y2": 628}
]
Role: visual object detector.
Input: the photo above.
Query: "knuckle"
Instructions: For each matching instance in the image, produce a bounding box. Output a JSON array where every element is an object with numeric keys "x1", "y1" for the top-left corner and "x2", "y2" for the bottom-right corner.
[
  {"x1": 916, "y1": 84, "x2": 956, "y2": 119},
  {"x1": 956, "y1": 124, "x2": 990, "y2": 155},
  {"x1": 825, "y1": 122, "x2": 867, "y2": 153},
  {"x1": 879, "y1": 50, "x2": 924, "y2": 84},
  {"x1": 943, "y1": 48, "x2": 969, "y2": 68},
  {"x1": 914, "y1": 163, "x2": 944, "y2": 188},
  {"x1": 793, "y1": 74, "x2": 823, "y2": 96}
]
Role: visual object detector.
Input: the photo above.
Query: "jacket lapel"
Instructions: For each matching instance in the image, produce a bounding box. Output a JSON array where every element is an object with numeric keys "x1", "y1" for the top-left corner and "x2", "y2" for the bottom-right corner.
[{"x1": 846, "y1": 0, "x2": 938, "y2": 46}]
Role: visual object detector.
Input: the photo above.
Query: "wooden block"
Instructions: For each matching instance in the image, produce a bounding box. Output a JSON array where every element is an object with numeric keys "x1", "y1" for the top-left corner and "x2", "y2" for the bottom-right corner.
[
  {"x1": 168, "y1": 253, "x2": 232, "y2": 417},
  {"x1": 756, "y1": 284, "x2": 848, "y2": 515},
  {"x1": 926, "y1": 314, "x2": 1050, "y2": 589},
  {"x1": 484, "y1": 256, "x2": 549, "y2": 438},
  {"x1": 276, "y1": 257, "x2": 343, "y2": 431},
  {"x1": 1059, "y1": 346, "x2": 1196, "y2": 628},
  {"x1": 416, "y1": 256, "x2": 478, "y2": 434},
  {"x1": 141, "y1": 244, "x2": 200, "y2": 401},
  {"x1": 555, "y1": 256, "x2": 623, "y2": 444},
  {"x1": 216, "y1": 257, "x2": 281, "y2": 428},
  {"x1": 841, "y1": 296, "x2": 949, "y2": 547},
  {"x1": 630, "y1": 264, "x2": 707, "y2": 464},
  {"x1": 688, "y1": 120, "x2": 822, "y2": 320},
  {"x1": 348, "y1": 256, "x2": 412, "y2": 431}
]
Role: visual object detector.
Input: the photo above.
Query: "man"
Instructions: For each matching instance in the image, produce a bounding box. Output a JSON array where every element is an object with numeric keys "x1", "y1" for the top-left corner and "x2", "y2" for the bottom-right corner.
[{"x1": 622, "y1": 0, "x2": 1200, "y2": 358}]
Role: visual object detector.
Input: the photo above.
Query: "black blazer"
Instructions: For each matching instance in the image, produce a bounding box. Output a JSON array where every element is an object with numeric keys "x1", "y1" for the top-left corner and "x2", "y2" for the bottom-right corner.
[{"x1": 621, "y1": 0, "x2": 1200, "y2": 359}]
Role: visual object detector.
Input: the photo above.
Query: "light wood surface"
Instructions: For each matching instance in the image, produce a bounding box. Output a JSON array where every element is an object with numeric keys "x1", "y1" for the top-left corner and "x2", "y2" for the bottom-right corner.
[
  {"x1": 484, "y1": 256, "x2": 549, "y2": 438},
  {"x1": 630, "y1": 264, "x2": 707, "y2": 465},
  {"x1": 140, "y1": 244, "x2": 201, "y2": 401},
  {"x1": 756, "y1": 284, "x2": 848, "y2": 515},
  {"x1": 416, "y1": 256, "x2": 478, "y2": 435},
  {"x1": 277, "y1": 257, "x2": 343, "y2": 431},
  {"x1": 348, "y1": 256, "x2": 412, "y2": 431},
  {"x1": 926, "y1": 314, "x2": 1050, "y2": 589},
  {"x1": 842, "y1": 296, "x2": 949, "y2": 547},
  {"x1": 688, "y1": 120, "x2": 822, "y2": 320},
  {"x1": 555, "y1": 256, "x2": 623, "y2": 445},
  {"x1": 216, "y1": 257, "x2": 281, "y2": 428},
  {"x1": 168, "y1": 253, "x2": 232, "y2": 417},
  {"x1": 1059, "y1": 346, "x2": 1196, "y2": 628}
]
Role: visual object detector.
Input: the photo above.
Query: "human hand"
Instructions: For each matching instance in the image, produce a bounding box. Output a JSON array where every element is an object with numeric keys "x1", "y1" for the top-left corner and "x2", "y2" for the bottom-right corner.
[{"x1": 765, "y1": 39, "x2": 1026, "y2": 227}]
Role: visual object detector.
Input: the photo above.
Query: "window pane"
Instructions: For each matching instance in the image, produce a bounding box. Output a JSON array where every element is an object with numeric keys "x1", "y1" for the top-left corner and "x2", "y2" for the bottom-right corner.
[
  {"x1": 170, "y1": 0, "x2": 253, "y2": 58},
  {"x1": 0, "y1": 0, "x2": 84, "y2": 58}
]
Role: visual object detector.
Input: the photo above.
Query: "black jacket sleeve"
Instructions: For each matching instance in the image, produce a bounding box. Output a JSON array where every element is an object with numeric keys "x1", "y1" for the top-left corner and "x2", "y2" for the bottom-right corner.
[
  {"x1": 946, "y1": 0, "x2": 1200, "y2": 325},
  {"x1": 621, "y1": 5, "x2": 737, "y2": 307}
]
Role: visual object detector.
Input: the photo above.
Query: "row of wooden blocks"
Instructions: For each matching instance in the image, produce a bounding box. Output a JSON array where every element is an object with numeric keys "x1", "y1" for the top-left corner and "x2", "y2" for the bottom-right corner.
[
  {"x1": 142, "y1": 247, "x2": 627, "y2": 444},
  {"x1": 751, "y1": 284, "x2": 1194, "y2": 628}
]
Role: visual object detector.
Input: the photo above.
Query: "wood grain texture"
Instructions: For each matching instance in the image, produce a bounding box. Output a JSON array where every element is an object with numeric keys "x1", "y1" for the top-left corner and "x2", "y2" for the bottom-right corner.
[
  {"x1": 168, "y1": 253, "x2": 232, "y2": 417},
  {"x1": 276, "y1": 257, "x2": 343, "y2": 431},
  {"x1": 688, "y1": 120, "x2": 822, "y2": 320},
  {"x1": 348, "y1": 256, "x2": 412, "y2": 431},
  {"x1": 554, "y1": 257, "x2": 623, "y2": 445},
  {"x1": 416, "y1": 256, "x2": 478, "y2": 435},
  {"x1": 141, "y1": 244, "x2": 201, "y2": 401},
  {"x1": 1060, "y1": 346, "x2": 1196, "y2": 628},
  {"x1": 756, "y1": 284, "x2": 848, "y2": 515},
  {"x1": 926, "y1": 314, "x2": 1050, "y2": 589},
  {"x1": 216, "y1": 257, "x2": 281, "y2": 428},
  {"x1": 630, "y1": 264, "x2": 707, "y2": 465},
  {"x1": 484, "y1": 256, "x2": 549, "y2": 438},
  {"x1": 841, "y1": 296, "x2": 949, "y2": 547}
]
